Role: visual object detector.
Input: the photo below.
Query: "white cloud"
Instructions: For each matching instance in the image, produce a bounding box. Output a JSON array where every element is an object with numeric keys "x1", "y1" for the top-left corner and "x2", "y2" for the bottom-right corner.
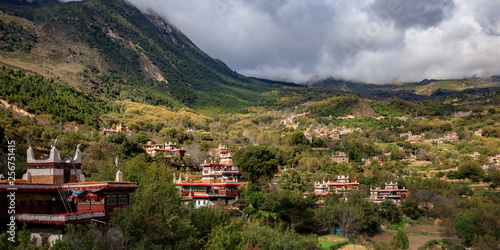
[{"x1": 126, "y1": 0, "x2": 500, "y2": 84}]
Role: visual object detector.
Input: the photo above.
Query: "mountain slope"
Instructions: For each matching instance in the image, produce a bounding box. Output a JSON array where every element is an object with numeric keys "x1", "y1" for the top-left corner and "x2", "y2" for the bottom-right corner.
[
  {"x1": 308, "y1": 77, "x2": 500, "y2": 101},
  {"x1": 0, "y1": 0, "x2": 293, "y2": 114}
]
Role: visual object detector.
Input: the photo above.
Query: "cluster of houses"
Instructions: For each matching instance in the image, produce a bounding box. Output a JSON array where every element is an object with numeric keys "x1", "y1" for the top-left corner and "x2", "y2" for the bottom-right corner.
[
  {"x1": 430, "y1": 132, "x2": 459, "y2": 143},
  {"x1": 173, "y1": 145, "x2": 242, "y2": 208},
  {"x1": 484, "y1": 154, "x2": 500, "y2": 171},
  {"x1": 282, "y1": 112, "x2": 310, "y2": 129},
  {"x1": 399, "y1": 131, "x2": 462, "y2": 144},
  {"x1": 465, "y1": 152, "x2": 500, "y2": 172},
  {"x1": 452, "y1": 110, "x2": 488, "y2": 118},
  {"x1": 312, "y1": 176, "x2": 407, "y2": 204},
  {"x1": 330, "y1": 152, "x2": 349, "y2": 163},
  {"x1": 364, "y1": 157, "x2": 383, "y2": 167},
  {"x1": 142, "y1": 141, "x2": 186, "y2": 159},
  {"x1": 399, "y1": 131, "x2": 426, "y2": 143},
  {"x1": 302, "y1": 125, "x2": 363, "y2": 141},
  {"x1": 100, "y1": 124, "x2": 132, "y2": 136},
  {"x1": 2, "y1": 137, "x2": 416, "y2": 246}
]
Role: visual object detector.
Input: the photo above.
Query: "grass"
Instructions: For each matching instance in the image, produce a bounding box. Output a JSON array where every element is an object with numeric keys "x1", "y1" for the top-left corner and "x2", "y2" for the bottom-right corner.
[
  {"x1": 386, "y1": 217, "x2": 433, "y2": 231},
  {"x1": 300, "y1": 234, "x2": 351, "y2": 250},
  {"x1": 317, "y1": 234, "x2": 350, "y2": 250},
  {"x1": 318, "y1": 240, "x2": 350, "y2": 250}
]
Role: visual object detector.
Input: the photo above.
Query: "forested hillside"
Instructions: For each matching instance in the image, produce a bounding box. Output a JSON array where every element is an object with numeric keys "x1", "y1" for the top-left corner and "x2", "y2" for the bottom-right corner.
[{"x1": 0, "y1": 0, "x2": 294, "y2": 114}]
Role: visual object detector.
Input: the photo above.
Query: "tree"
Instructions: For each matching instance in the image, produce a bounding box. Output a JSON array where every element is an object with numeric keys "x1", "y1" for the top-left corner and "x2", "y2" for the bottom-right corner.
[
  {"x1": 400, "y1": 198, "x2": 420, "y2": 220},
  {"x1": 233, "y1": 145, "x2": 279, "y2": 183},
  {"x1": 457, "y1": 159, "x2": 484, "y2": 182},
  {"x1": 390, "y1": 230, "x2": 409, "y2": 250},
  {"x1": 379, "y1": 199, "x2": 402, "y2": 223},
  {"x1": 111, "y1": 161, "x2": 202, "y2": 249},
  {"x1": 471, "y1": 235, "x2": 500, "y2": 250},
  {"x1": 325, "y1": 204, "x2": 362, "y2": 239},
  {"x1": 206, "y1": 219, "x2": 318, "y2": 249},
  {"x1": 278, "y1": 169, "x2": 306, "y2": 192},
  {"x1": 134, "y1": 133, "x2": 150, "y2": 144},
  {"x1": 455, "y1": 214, "x2": 485, "y2": 246},
  {"x1": 291, "y1": 132, "x2": 308, "y2": 146},
  {"x1": 245, "y1": 183, "x2": 265, "y2": 209},
  {"x1": 107, "y1": 132, "x2": 126, "y2": 144}
]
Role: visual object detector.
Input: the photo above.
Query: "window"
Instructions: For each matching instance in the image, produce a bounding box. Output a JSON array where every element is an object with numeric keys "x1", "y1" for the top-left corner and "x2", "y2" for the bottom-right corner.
[
  {"x1": 106, "y1": 195, "x2": 117, "y2": 206},
  {"x1": 118, "y1": 194, "x2": 128, "y2": 205}
]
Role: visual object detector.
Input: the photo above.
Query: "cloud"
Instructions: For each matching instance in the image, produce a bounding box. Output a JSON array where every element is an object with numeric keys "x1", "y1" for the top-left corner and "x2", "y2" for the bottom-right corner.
[
  {"x1": 126, "y1": 0, "x2": 500, "y2": 84},
  {"x1": 369, "y1": 0, "x2": 455, "y2": 30}
]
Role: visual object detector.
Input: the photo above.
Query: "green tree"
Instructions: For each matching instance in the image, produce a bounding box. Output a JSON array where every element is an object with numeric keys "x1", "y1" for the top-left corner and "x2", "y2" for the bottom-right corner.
[
  {"x1": 457, "y1": 158, "x2": 484, "y2": 182},
  {"x1": 390, "y1": 230, "x2": 409, "y2": 250},
  {"x1": 206, "y1": 219, "x2": 319, "y2": 249},
  {"x1": 291, "y1": 132, "x2": 309, "y2": 146},
  {"x1": 455, "y1": 214, "x2": 485, "y2": 246},
  {"x1": 111, "y1": 161, "x2": 201, "y2": 249},
  {"x1": 0, "y1": 224, "x2": 39, "y2": 250},
  {"x1": 134, "y1": 133, "x2": 150, "y2": 144},
  {"x1": 233, "y1": 145, "x2": 279, "y2": 183},
  {"x1": 107, "y1": 132, "x2": 126, "y2": 144},
  {"x1": 379, "y1": 199, "x2": 402, "y2": 223},
  {"x1": 278, "y1": 169, "x2": 306, "y2": 192},
  {"x1": 400, "y1": 198, "x2": 420, "y2": 220}
]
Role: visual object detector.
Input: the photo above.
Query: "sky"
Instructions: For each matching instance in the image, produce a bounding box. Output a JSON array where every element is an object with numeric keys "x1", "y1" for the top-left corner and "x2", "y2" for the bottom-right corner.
[{"x1": 121, "y1": 0, "x2": 500, "y2": 84}]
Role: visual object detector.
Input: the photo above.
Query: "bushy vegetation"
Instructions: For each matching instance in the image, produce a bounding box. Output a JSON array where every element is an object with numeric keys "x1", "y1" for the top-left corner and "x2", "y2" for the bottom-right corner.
[
  {"x1": 0, "y1": 1, "x2": 500, "y2": 249},
  {"x1": 0, "y1": 0, "x2": 297, "y2": 114},
  {"x1": 0, "y1": 66, "x2": 114, "y2": 125}
]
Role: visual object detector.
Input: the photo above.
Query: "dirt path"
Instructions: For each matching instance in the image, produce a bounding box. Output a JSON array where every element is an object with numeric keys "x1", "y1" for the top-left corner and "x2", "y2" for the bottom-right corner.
[
  {"x1": 339, "y1": 245, "x2": 367, "y2": 250},
  {"x1": 404, "y1": 225, "x2": 442, "y2": 234},
  {"x1": 407, "y1": 235, "x2": 441, "y2": 250}
]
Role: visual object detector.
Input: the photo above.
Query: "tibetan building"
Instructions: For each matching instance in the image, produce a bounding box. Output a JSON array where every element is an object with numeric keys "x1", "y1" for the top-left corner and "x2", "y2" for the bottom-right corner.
[
  {"x1": 175, "y1": 146, "x2": 242, "y2": 208},
  {"x1": 142, "y1": 141, "x2": 186, "y2": 159},
  {"x1": 314, "y1": 175, "x2": 359, "y2": 202},
  {"x1": 0, "y1": 146, "x2": 137, "y2": 245},
  {"x1": 366, "y1": 182, "x2": 407, "y2": 203},
  {"x1": 101, "y1": 124, "x2": 132, "y2": 136}
]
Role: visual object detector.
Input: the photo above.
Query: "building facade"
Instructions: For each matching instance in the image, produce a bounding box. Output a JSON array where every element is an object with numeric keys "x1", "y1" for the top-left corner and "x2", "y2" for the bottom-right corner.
[
  {"x1": 366, "y1": 182, "x2": 407, "y2": 203},
  {"x1": 0, "y1": 146, "x2": 137, "y2": 245},
  {"x1": 175, "y1": 146, "x2": 242, "y2": 208}
]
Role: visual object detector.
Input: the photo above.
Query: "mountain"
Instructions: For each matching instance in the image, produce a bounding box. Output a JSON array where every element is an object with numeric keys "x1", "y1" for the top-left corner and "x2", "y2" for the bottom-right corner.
[
  {"x1": 0, "y1": 0, "x2": 296, "y2": 114},
  {"x1": 308, "y1": 77, "x2": 500, "y2": 101}
]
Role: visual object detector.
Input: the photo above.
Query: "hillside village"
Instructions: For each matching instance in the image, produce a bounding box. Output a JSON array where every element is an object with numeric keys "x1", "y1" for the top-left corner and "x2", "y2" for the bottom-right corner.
[
  {"x1": 0, "y1": 0, "x2": 499, "y2": 249},
  {"x1": 1, "y1": 75, "x2": 500, "y2": 249}
]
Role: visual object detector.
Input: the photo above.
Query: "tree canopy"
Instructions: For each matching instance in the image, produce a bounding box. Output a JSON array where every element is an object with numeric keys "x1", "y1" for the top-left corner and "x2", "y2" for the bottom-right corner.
[{"x1": 233, "y1": 145, "x2": 279, "y2": 183}]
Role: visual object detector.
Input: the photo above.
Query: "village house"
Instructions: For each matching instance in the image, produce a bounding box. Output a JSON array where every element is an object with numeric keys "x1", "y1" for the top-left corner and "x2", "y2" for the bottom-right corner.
[
  {"x1": 469, "y1": 152, "x2": 481, "y2": 160},
  {"x1": 364, "y1": 157, "x2": 382, "y2": 166},
  {"x1": 314, "y1": 175, "x2": 359, "y2": 202},
  {"x1": 399, "y1": 131, "x2": 425, "y2": 143},
  {"x1": 142, "y1": 141, "x2": 186, "y2": 159},
  {"x1": 0, "y1": 146, "x2": 137, "y2": 245},
  {"x1": 100, "y1": 124, "x2": 132, "y2": 136},
  {"x1": 488, "y1": 154, "x2": 500, "y2": 164},
  {"x1": 330, "y1": 152, "x2": 349, "y2": 163},
  {"x1": 452, "y1": 110, "x2": 488, "y2": 118},
  {"x1": 175, "y1": 145, "x2": 242, "y2": 208},
  {"x1": 474, "y1": 129, "x2": 483, "y2": 137},
  {"x1": 366, "y1": 182, "x2": 407, "y2": 203},
  {"x1": 431, "y1": 132, "x2": 459, "y2": 143}
]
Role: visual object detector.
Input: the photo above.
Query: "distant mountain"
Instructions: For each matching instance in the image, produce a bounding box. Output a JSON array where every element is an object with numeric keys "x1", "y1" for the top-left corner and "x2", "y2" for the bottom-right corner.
[
  {"x1": 308, "y1": 77, "x2": 500, "y2": 101},
  {"x1": 0, "y1": 0, "x2": 297, "y2": 114}
]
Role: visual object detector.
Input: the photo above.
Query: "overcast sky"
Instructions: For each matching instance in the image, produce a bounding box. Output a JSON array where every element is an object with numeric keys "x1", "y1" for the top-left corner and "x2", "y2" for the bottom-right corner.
[{"x1": 125, "y1": 0, "x2": 500, "y2": 84}]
